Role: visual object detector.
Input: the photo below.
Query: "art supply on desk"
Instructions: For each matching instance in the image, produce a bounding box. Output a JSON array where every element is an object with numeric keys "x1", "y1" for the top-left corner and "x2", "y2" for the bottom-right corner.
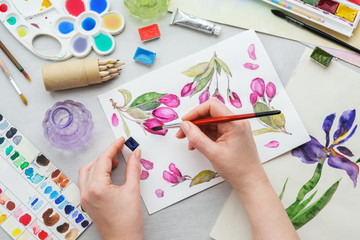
[
  {"x1": 138, "y1": 24, "x2": 161, "y2": 41},
  {"x1": 271, "y1": 9, "x2": 360, "y2": 53},
  {"x1": 43, "y1": 100, "x2": 93, "y2": 150},
  {"x1": 124, "y1": 0, "x2": 169, "y2": 19},
  {"x1": 42, "y1": 59, "x2": 123, "y2": 91},
  {"x1": 152, "y1": 110, "x2": 281, "y2": 131},
  {"x1": 0, "y1": 55, "x2": 28, "y2": 106},
  {"x1": 0, "y1": 41, "x2": 31, "y2": 82},
  {"x1": 0, "y1": 114, "x2": 91, "y2": 239},
  {"x1": 170, "y1": 8, "x2": 221, "y2": 35},
  {"x1": 310, "y1": 46, "x2": 334, "y2": 66},
  {"x1": 133, "y1": 47, "x2": 156, "y2": 65},
  {"x1": 0, "y1": 0, "x2": 125, "y2": 61}
]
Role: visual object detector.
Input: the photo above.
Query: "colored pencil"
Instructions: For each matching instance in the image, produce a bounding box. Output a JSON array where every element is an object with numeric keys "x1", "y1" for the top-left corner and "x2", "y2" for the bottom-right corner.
[
  {"x1": 0, "y1": 55, "x2": 28, "y2": 106},
  {"x1": 151, "y1": 110, "x2": 281, "y2": 131},
  {"x1": 98, "y1": 59, "x2": 121, "y2": 65},
  {"x1": 0, "y1": 41, "x2": 31, "y2": 82},
  {"x1": 272, "y1": 10, "x2": 360, "y2": 54}
]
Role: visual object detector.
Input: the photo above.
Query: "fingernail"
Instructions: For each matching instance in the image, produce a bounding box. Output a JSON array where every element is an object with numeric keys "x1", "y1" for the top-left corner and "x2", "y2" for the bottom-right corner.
[
  {"x1": 181, "y1": 122, "x2": 190, "y2": 134},
  {"x1": 136, "y1": 149, "x2": 142, "y2": 159}
]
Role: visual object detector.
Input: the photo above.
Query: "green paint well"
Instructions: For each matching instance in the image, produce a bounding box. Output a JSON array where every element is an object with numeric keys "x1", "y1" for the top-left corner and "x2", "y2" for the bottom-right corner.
[
  {"x1": 93, "y1": 33, "x2": 112, "y2": 53},
  {"x1": 6, "y1": 145, "x2": 13, "y2": 155},
  {"x1": 14, "y1": 156, "x2": 25, "y2": 167},
  {"x1": 10, "y1": 151, "x2": 19, "y2": 160},
  {"x1": 20, "y1": 161, "x2": 29, "y2": 170},
  {"x1": 7, "y1": 16, "x2": 16, "y2": 25},
  {"x1": 310, "y1": 47, "x2": 333, "y2": 67}
]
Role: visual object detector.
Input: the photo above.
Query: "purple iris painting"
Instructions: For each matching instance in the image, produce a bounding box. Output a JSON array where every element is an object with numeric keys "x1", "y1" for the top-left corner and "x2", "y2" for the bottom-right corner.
[{"x1": 110, "y1": 90, "x2": 180, "y2": 137}]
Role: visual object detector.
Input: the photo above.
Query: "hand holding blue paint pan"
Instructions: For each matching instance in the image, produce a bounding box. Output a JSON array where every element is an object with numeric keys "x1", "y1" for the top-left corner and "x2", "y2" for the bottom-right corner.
[{"x1": 78, "y1": 137, "x2": 143, "y2": 240}]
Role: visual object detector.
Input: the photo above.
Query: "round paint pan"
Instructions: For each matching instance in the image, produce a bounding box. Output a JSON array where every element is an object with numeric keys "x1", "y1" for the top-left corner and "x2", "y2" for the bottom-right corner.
[
  {"x1": 76, "y1": 11, "x2": 102, "y2": 36},
  {"x1": 54, "y1": 16, "x2": 77, "y2": 38},
  {"x1": 89, "y1": 0, "x2": 109, "y2": 15},
  {"x1": 101, "y1": 11, "x2": 125, "y2": 35},
  {"x1": 70, "y1": 33, "x2": 92, "y2": 58},
  {"x1": 16, "y1": 25, "x2": 29, "y2": 38},
  {"x1": 91, "y1": 30, "x2": 115, "y2": 56},
  {"x1": 5, "y1": 13, "x2": 19, "y2": 27},
  {"x1": 0, "y1": 1, "x2": 11, "y2": 14}
]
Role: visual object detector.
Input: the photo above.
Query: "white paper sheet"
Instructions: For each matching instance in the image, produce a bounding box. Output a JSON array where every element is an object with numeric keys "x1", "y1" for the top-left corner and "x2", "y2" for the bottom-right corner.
[
  {"x1": 210, "y1": 48, "x2": 360, "y2": 239},
  {"x1": 98, "y1": 30, "x2": 309, "y2": 214}
]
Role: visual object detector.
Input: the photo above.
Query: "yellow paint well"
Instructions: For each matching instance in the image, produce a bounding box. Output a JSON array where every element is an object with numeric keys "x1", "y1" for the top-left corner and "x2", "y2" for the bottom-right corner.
[
  {"x1": 12, "y1": 228, "x2": 22, "y2": 237},
  {"x1": 103, "y1": 14, "x2": 122, "y2": 31},
  {"x1": 41, "y1": 0, "x2": 52, "y2": 8},
  {"x1": 0, "y1": 214, "x2": 7, "y2": 224},
  {"x1": 17, "y1": 28, "x2": 27, "y2": 37},
  {"x1": 336, "y1": 4, "x2": 358, "y2": 22}
]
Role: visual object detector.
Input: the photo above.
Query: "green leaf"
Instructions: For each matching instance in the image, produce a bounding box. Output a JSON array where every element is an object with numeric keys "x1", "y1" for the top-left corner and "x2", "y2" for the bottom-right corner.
[
  {"x1": 118, "y1": 89, "x2": 132, "y2": 107},
  {"x1": 215, "y1": 59, "x2": 222, "y2": 75},
  {"x1": 215, "y1": 57, "x2": 232, "y2": 77},
  {"x1": 181, "y1": 62, "x2": 209, "y2": 77},
  {"x1": 126, "y1": 108, "x2": 150, "y2": 119},
  {"x1": 288, "y1": 191, "x2": 317, "y2": 219},
  {"x1": 119, "y1": 114, "x2": 130, "y2": 137},
  {"x1": 190, "y1": 68, "x2": 214, "y2": 97},
  {"x1": 291, "y1": 180, "x2": 340, "y2": 230},
  {"x1": 193, "y1": 73, "x2": 203, "y2": 82},
  {"x1": 279, "y1": 178, "x2": 289, "y2": 201},
  {"x1": 286, "y1": 162, "x2": 324, "y2": 216},
  {"x1": 272, "y1": 112, "x2": 286, "y2": 128},
  {"x1": 253, "y1": 102, "x2": 278, "y2": 129},
  {"x1": 356, "y1": 158, "x2": 360, "y2": 164},
  {"x1": 252, "y1": 128, "x2": 281, "y2": 135},
  {"x1": 190, "y1": 170, "x2": 217, "y2": 187},
  {"x1": 137, "y1": 101, "x2": 161, "y2": 111},
  {"x1": 130, "y1": 92, "x2": 166, "y2": 108}
]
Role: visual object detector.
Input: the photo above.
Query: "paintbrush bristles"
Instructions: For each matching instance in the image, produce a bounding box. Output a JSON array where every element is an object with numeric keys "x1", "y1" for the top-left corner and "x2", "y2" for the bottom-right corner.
[
  {"x1": 20, "y1": 94, "x2": 28, "y2": 106},
  {"x1": 22, "y1": 71, "x2": 31, "y2": 82}
]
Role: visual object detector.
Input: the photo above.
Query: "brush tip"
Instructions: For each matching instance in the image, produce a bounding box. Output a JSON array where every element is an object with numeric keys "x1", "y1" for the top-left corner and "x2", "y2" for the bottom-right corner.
[
  {"x1": 151, "y1": 126, "x2": 163, "y2": 131},
  {"x1": 271, "y1": 9, "x2": 286, "y2": 18},
  {"x1": 22, "y1": 71, "x2": 31, "y2": 82},
  {"x1": 20, "y1": 94, "x2": 28, "y2": 106}
]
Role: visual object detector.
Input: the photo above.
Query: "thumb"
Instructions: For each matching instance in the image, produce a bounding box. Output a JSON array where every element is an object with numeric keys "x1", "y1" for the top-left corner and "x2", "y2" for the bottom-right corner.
[
  {"x1": 125, "y1": 149, "x2": 142, "y2": 189},
  {"x1": 181, "y1": 121, "x2": 217, "y2": 157}
]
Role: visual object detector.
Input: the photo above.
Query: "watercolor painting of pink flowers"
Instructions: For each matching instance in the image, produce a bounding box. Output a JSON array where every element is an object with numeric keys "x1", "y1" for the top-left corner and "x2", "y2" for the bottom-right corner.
[
  {"x1": 280, "y1": 110, "x2": 359, "y2": 230},
  {"x1": 163, "y1": 163, "x2": 219, "y2": 187},
  {"x1": 180, "y1": 52, "x2": 242, "y2": 108},
  {"x1": 250, "y1": 78, "x2": 290, "y2": 136},
  {"x1": 110, "y1": 89, "x2": 180, "y2": 137}
]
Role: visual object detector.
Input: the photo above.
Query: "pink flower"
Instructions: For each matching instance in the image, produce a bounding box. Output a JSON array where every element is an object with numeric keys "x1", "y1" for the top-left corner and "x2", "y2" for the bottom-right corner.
[
  {"x1": 248, "y1": 44, "x2": 256, "y2": 61},
  {"x1": 199, "y1": 89, "x2": 210, "y2": 104},
  {"x1": 152, "y1": 107, "x2": 179, "y2": 123},
  {"x1": 250, "y1": 93, "x2": 258, "y2": 106},
  {"x1": 143, "y1": 118, "x2": 168, "y2": 136},
  {"x1": 266, "y1": 82, "x2": 276, "y2": 99},
  {"x1": 163, "y1": 163, "x2": 191, "y2": 186},
  {"x1": 158, "y1": 94, "x2": 180, "y2": 108},
  {"x1": 228, "y1": 91, "x2": 242, "y2": 108},
  {"x1": 250, "y1": 78, "x2": 265, "y2": 97},
  {"x1": 244, "y1": 63, "x2": 259, "y2": 70},
  {"x1": 155, "y1": 189, "x2": 164, "y2": 198},
  {"x1": 111, "y1": 113, "x2": 119, "y2": 127},
  {"x1": 140, "y1": 170, "x2": 149, "y2": 180},
  {"x1": 140, "y1": 159, "x2": 154, "y2": 170},
  {"x1": 265, "y1": 141, "x2": 280, "y2": 148},
  {"x1": 212, "y1": 90, "x2": 225, "y2": 104},
  {"x1": 181, "y1": 82, "x2": 196, "y2": 97}
]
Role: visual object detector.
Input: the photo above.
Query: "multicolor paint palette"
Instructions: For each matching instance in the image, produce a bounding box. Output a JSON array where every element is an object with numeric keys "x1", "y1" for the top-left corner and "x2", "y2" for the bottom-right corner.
[
  {"x1": 0, "y1": 0, "x2": 125, "y2": 61},
  {"x1": 133, "y1": 47, "x2": 156, "y2": 66},
  {"x1": 0, "y1": 114, "x2": 91, "y2": 239},
  {"x1": 263, "y1": 0, "x2": 360, "y2": 37}
]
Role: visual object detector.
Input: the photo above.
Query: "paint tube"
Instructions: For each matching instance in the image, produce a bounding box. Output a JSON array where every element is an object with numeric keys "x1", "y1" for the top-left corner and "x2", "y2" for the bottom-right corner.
[{"x1": 170, "y1": 8, "x2": 221, "y2": 35}]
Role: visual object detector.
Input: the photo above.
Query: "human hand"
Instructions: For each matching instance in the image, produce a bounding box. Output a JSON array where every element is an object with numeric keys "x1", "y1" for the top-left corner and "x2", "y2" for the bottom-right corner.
[
  {"x1": 176, "y1": 98, "x2": 265, "y2": 189},
  {"x1": 78, "y1": 137, "x2": 143, "y2": 240}
]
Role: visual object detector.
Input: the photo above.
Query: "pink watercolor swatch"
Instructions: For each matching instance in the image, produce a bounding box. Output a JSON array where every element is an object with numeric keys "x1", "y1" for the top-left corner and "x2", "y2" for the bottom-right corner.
[
  {"x1": 244, "y1": 63, "x2": 259, "y2": 70},
  {"x1": 265, "y1": 141, "x2": 279, "y2": 148},
  {"x1": 112, "y1": 113, "x2": 119, "y2": 127}
]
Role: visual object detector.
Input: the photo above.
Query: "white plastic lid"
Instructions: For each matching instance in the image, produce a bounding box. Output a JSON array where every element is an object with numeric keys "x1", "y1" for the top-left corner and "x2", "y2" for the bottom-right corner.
[{"x1": 213, "y1": 25, "x2": 222, "y2": 35}]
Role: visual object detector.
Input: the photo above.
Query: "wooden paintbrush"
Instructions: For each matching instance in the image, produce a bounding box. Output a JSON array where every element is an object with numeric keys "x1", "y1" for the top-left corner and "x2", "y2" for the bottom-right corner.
[
  {"x1": 0, "y1": 55, "x2": 28, "y2": 106},
  {"x1": 152, "y1": 110, "x2": 281, "y2": 131},
  {"x1": 0, "y1": 41, "x2": 31, "y2": 82}
]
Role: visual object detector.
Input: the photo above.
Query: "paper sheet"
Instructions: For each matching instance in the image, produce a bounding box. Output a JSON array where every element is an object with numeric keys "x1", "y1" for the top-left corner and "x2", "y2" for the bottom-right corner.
[
  {"x1": 168, "y1": 0, "x2": 360, "y2": 53},
  {"x1": 210, "y1": 48, "x2": 360, "y2": 239},
  {"x1": 98, "y1": 30, "x2": 309, "y2": 214}
]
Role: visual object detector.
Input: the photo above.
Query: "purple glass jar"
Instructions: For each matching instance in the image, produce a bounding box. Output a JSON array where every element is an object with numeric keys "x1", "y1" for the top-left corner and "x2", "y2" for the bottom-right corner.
[{"x1": 43, "y1": 100, "x2": 93, "y2": 150}]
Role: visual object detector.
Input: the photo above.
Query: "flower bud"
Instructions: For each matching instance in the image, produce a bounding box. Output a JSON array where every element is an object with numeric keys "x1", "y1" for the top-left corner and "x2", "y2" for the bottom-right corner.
[
  {"x1": 181, "y1": 82, "x2": 196, "y2": 97},
  {"x1": 212, "y1": 90, "x2": 225, "y2": 104},
  {"x1": 266, "y1": 82, "x2": 276, "y2": 99},
  {"x1": 112, "y1": 113, "x2": 119, "y2": 127},
  {"x1": 248, "y1": 44, "x2": 256, "y2": 61},
  {"x1": 152, "y1": 107, "x2": 179, "y2": 123},
  {"x1": 229, "y1": 91, "x2": 242, "y2": 108},
  {"x1": 140, "y1": 170, "x2": 149, "y2": 180},
  {"x1": 250, "y1": 78, "x2": 265, "y2": 97},
  {"x1": 244, "y1": 63, "x2": 259, "y2": 70},
  {"x1": 143, "y1": 118, "x2": 167, "y2": 136},
  {"x1": 158, "y1": 94, "x2": 180, "y2": 108},
  {"x1": 250, "y1": 93, "x2": 258, "y2": 106},
  {"x1": 140, "y1": 159, "x2": 154, "y2": 170},
  {"x1": 199, "y1": 89, "x2": 210, "y2": 104}
]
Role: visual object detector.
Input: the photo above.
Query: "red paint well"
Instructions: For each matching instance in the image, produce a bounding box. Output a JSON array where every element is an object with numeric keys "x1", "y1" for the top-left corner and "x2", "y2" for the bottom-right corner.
[
  {"x1": 19, "y1": 214, "x2": 32, "y2": 226},
  {"x1": 138, "y1": 24, "x2": 161, "y2": 42},
  {"x1": 65, "y1": 0, "x2": 85, "y2": 17},
  {"x1": 0, "y1": 188, "x2": 2, "y2": 194},
  {"x1": 38, "y1": 230, "x2": 49, "y2": 240},
  {"x1": 349, "y1": 0, "x2": 360, "y2": 5},
  {"x1": 0, "y1": 4, "x2": 8, "y2": 13},
  {"x1": 317, "y1": 0, "x2": 339, "y2": 14}
]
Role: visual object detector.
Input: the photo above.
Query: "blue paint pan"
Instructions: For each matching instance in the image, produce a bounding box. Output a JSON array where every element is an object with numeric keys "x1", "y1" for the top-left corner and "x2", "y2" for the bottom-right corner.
[{"x1": 133, "y1": 47, "x2": 156, "y2": 65}]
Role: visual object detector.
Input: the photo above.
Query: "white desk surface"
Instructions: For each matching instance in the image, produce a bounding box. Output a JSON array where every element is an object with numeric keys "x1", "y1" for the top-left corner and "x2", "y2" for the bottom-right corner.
[{"x1": 0, "y1": 1, "x2": 358, "y2": 239}]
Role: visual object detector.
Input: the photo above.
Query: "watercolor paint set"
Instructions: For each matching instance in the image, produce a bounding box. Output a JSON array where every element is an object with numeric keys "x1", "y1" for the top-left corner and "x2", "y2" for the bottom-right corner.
[
  {"x1": 0, "y1": 0, "x2": 125, "y2": 61},
  {"x1": 0, "y1": 114, "x2": 91, "y2": 240},
  {"x1": 263, "y1": 0, "x2": 360, "y2": 36}
]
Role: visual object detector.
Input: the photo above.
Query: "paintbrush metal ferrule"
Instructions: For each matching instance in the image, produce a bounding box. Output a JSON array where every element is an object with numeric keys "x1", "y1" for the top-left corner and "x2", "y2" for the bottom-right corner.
[
  {"x1": 8, "y1": 76, "x2": 22, "y2": 95},
  {"x1": 152, "y1": 123, "x2": 181, "y2": 131}
]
